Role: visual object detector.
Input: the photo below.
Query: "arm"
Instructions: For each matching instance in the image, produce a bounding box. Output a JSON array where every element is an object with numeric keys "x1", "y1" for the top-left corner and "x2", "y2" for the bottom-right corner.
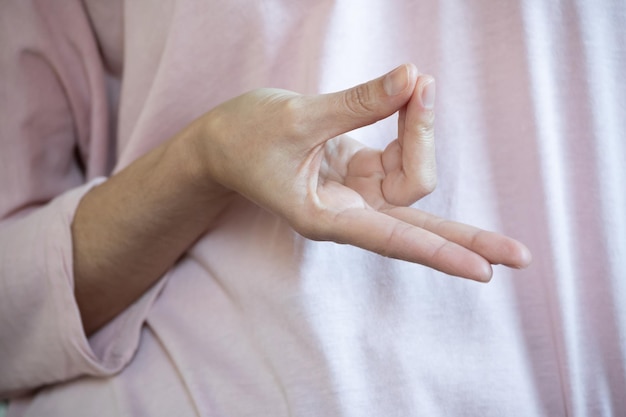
[
  {"x1": 0, "y1": 0, "x2": 152, "y2": 397},
  {"x1": 72, "y1": 122, "x2": 234, "y2": 335},
  {"x1": 73, "y1": 63, "x2": 531, "y2": 335}
]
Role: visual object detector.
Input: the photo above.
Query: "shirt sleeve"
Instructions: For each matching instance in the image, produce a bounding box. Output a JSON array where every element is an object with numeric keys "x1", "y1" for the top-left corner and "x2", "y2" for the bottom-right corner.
[{"x1": 0, "y1": 0, "x2": 162, "y2": 398}]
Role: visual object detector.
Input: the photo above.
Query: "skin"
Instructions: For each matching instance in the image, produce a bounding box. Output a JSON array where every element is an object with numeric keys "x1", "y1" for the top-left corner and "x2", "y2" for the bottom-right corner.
[{"x1": 72, "y1": 64, "x2": 532, "y2": 335}]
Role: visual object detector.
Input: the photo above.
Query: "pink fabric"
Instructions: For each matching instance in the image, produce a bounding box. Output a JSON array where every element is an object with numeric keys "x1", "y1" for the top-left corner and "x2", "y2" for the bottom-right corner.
[{"x1": 1, "y1": 0, "x2": 625, "y2": 415}]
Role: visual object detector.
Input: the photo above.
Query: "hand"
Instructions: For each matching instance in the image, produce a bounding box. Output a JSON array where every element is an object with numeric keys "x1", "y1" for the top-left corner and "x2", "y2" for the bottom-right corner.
[{"x1": 194, "y1": 64, "x2": 531, "y2": 281}]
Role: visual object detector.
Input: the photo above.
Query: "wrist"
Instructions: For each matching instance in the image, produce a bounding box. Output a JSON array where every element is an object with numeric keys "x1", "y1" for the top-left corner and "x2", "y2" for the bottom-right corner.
[{"x1": 168, "y1": 117, "x2": 235, "y2": 207}]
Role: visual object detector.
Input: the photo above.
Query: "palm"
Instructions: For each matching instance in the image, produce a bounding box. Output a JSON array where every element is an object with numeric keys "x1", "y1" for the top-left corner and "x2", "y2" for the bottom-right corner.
[
  {"x1": 317, "y1": 135, "x2": 398, "y2": 212},
  {"x1": 301, "y1": 134, "x2": 530, "y2": 281}
]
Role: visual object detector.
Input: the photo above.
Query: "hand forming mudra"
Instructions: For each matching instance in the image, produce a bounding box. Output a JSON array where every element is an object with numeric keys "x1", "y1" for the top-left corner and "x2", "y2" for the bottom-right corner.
[
  {"x1": 73, "y1": 63, "x2": 531, "y2": 334},
  {"x1": 192, "y1": 63, "x2": 532, "y2": 281}
]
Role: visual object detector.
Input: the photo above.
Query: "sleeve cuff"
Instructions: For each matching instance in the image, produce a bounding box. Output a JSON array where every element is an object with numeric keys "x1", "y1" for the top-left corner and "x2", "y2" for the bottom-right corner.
[{"x1": 0, "y1": 178, "x2": 168, "y2": 396}]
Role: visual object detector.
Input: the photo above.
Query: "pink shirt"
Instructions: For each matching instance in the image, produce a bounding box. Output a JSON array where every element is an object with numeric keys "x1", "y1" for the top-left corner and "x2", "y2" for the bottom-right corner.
[{"x1": 1, "y1": 0, "x2": 625, "y2": 415}]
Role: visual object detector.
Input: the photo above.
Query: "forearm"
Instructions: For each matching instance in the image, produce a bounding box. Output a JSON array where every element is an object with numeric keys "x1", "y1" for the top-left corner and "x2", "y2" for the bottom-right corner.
[
  {"x1": 72, "y1": 66, "x2": 531, "y2": 336},
  {"x1": 72, "y1": 121, "x2": 231, "y2": 335}
]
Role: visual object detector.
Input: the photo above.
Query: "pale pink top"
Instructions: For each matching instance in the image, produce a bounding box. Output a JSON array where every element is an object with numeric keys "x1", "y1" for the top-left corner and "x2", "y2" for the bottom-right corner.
[{"x1": 1, "y1": 0, "x2": 625, "y2": 416}]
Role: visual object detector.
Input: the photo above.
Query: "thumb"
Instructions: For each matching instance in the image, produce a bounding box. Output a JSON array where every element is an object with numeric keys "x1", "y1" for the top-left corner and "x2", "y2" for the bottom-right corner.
[{"x1": 307, "y1": 63, "x2": 419, "y2": 138}]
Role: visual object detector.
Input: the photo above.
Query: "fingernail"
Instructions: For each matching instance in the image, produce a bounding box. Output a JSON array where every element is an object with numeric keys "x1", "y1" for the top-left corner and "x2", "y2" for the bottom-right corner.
[
  {"x1": 420, "y1": 79, "x2": 436, "y2": 110},
  {"x1": 383, "y1": 65, "x2": 409, "y2": 96}
]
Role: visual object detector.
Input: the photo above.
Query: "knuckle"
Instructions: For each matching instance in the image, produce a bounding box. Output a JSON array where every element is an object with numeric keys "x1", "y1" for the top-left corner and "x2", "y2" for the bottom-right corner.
[
  {"x1": 401, "y1": 171, "x2": 437, "y2": 203},
  {"x1": 344, "y1": 83, "x2": 376, "y2": 115},
  {"x1": 415, "y1": 119, "x2": 435, "y2": 142},
  {"x1": 418, "y1": 173, "x2": 437, "y2": 195},
  {"x1": 279, "y1": 96, "x2": 310, "y2": 137},
  {"x1": 412, "y1": 167, "x2": 437, "y2": 198},
  {"x1": 380, "y1": 223, "x2": 411, "y2": 259}
]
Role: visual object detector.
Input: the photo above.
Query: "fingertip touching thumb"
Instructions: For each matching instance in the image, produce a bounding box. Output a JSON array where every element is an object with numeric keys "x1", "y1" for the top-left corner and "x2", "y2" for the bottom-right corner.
[
  {"x1": 311, "y1": 63, "x2": 419, "y2": 138},
  {"x1": 383, "y1": 64, "x2": 418, "y2": 97}
]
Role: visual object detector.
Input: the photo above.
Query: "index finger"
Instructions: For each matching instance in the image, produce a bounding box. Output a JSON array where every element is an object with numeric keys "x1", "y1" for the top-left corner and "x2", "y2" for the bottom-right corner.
[
  {"x1": 401, "y1": 75, "x2": 437, "y2": 186},
  {"x1": 381, "y1": 75, "x2": 437, "y2": 206}
]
